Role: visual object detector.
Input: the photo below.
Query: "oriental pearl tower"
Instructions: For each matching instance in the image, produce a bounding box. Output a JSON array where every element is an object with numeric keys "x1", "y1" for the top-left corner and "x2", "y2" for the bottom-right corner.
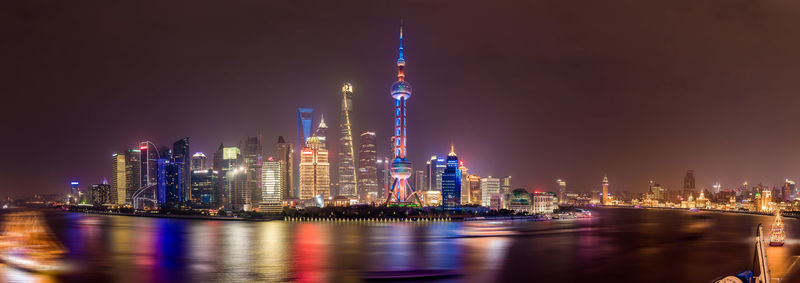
[{"x1": 386, "y1": 24, "x2": 422, "y2": 206}]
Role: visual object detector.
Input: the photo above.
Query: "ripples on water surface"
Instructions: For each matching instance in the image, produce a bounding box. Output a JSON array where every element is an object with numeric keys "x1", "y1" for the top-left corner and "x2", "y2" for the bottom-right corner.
[{"x1": 2, "y1": 207, "x2": 799, "y2": 282}]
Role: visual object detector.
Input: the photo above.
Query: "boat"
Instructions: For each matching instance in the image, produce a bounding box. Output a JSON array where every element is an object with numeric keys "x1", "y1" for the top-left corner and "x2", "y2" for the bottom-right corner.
[
  {"x1": 0, "y1": 211, "x2": 68, "y2": 274},
  {"x1": 769, "y1": 212, "x2": 785, "y2": 247}
]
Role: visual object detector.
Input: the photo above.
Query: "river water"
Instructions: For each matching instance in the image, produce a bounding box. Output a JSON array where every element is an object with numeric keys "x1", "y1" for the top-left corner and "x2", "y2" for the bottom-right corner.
[{"x1": 2, "y1": 207, "x2": 799, "y2": 282}]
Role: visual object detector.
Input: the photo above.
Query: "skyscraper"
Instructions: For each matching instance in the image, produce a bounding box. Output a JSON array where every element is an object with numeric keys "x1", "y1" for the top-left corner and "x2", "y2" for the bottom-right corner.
[
  {"x1": 459, "y1": 161, "x2": 470, "y2": 205},
  {"x1": 90, "y1": 183, "x2": 112, "y2": 206},
  {"x1": 683, "y1": 170, "x2": 696, "y2": 198},
  {"x1": 468, "y1": 174, "x2": 481, "y2": 205},
  {"x1": 69, "y1": 180, "x2": 79, "y2": 204},
  {"x1": 298, "y1": 108, "x2": 314, "y2": 147},
  {"x1": 315, "y1": 115, "x2": 328, "y2": 148},
  {"x1": 425, "y1": 156, "x2": 445, "y2": 193},
  {"x1": 299, "y1": 136, "x2": 330, "y2": 200},
  {"x1": 441, "y1": 144, "x2": 461, "y2": 210},
  {"x1": 377, "y1": 156, "x2": 390, "y2": 201},
  {"x1": 139, "y1": 141, "x2": 159, "y2": 187},
  {"x1": 242, "y1": 136, "x2": 263, "y2": 211},
  {"x1": 277, "y1": 136, "x2": 294, "y2": 200},
  {"x1": 602, "y1": 175, "x2": 610, "y2": 205},
  {"x1": 190, "y1": 169, "x2": 218, "y2": 208},
  {"x1": 386, "y1": 24, "x2": 421, "y2": 205},
  {"x1": 358, "y1": 131, "x2": 378, "y2": 202},
  {"x1": 191, "y1": 152, "x2": 207, "y2": 170},
  {"x1": 480, "y1": 176, "x2": 500, "y2": 207},
  {"x1": 260, "y1": 157, "x2": 282, "y2": 213},
  {"x1": 501, "y1": 176, "x2": 512, "y2": 195},
  {"x1": 172, "y1": 138, "x2": 190, "y2": 203},
  {"x1": 111, "y1": 149, "x2": 140, "y2": 205},
  {"x1": 557, "y1": 179, "x2": 566, "y2": 205},
  {"x1": 338, "y1": 82, "x2": 357, "y2": 198}
]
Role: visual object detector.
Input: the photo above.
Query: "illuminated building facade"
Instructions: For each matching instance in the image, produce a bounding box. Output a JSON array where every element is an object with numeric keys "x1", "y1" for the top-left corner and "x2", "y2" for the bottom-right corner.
[
  {"x1": 243, "y1": 136, "x2": 263, "y2": 211},
  {"x1": 213, "y1": 145, "x2": 242, "y2": 208},
  {"x1": 425, "y1": 156, "x2": 445, "y2": 193},
  {"x1": 377, "y1": 156, "x2": 390, "y2": 201},
  {"x1": 172, "y1": 138, "x2": 190, "y2": 203},
  {"x1": 533, "y1": 192, "x2": 556, "y2": 213},
  {"x1": 602, "y1": 175, "x2": 609, "y2": 205},
  {"x1": 459, "y1": 161, "x2": 470, "y2": 205},
  {"x1": 260, "y1": 157, "x2": 282, "y2": 212},
  {"x1": 783, "y1": 180, "x2": 795, "y2": 202},
  {"x1": 277, "y1": 136, "x2": 294, "y2": 200},
  {"x1": 358, "y1": 131, "x2": 379, "y2": 202},
  {"x1": 69, "y1": 181, "x2": 79, "y2": 204},
  {"x1": 111, "y1": 149, "x2": 140, "y2": 205},
  {"x1": 386, "y1": 24, "x2": 421, "y2": 205},
  {"x1": 469, "y1": 175, "x2": 481, "y2": 204},
  {"x1": 481, "y1": 176, "x2": 500, "y2": 207},
  {"x1": 441, "y1": 144, "x2": 461, "y2": 209},
  {"x1": 415, "y1": 170, "x2": 425, "y2": 193},
  {"x1": 190, "y1": 169, "x2": 218, "y2": 208},
  {"x1": 191, "y1": 152, "x2": 207, "y2": 170},
  {"x1": 90, "y1": 183, "x2": 111, "y2": 206},
  {"x1": 299, "y1": 136, "x2": 330, "y2": 200},
  {"x1": 501, "y1": 176, "x2": 512, "y2": 195},
  {"x1": 338, "y1": 83, "x2": 358, "y2": 198},
  {"x1": 139, "y1": 141, "x2": 160, "y2": 188},
  {"x1": 298, "y1": 108, "x2": 314, "y2": 147},
  {"x1": 505, "y1": 189, "x2": 533, "y2": 213},
  {"x1": 557, "y1": 179, "x2": 566, "y2": 204}
]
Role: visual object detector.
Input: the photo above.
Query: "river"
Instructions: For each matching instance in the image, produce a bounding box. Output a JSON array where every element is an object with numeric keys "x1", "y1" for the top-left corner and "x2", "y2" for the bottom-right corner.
[{"x1": 1, "y1": 207, "x2": 798, "y2": 282}]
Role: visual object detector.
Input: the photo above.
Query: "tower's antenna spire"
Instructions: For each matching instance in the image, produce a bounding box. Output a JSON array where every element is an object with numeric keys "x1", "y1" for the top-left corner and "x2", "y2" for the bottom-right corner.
[
  {"x1": 397, "y1": 20, "x2": 406, "y2": 82},
  {"x1": 449, "y1": 142, "x2": 456, "y2": 156}
]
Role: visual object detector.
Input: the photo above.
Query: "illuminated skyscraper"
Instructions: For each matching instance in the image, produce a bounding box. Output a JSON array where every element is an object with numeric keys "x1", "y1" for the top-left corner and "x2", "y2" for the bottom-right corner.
[
  {"x1": 468, "y1": 174, "x2": 481, "y2": 204},
  {"x1": 111, "y1": 149, "x2": 140, "y2": 205},
  {"x1": 425, "y1": 156, "x2": 445, "y2": 193},
  {"x1": 191, "y1": 152, "x2": 207, "y2": 170},
  {"x1": 90, "y1": 183, "x2": 111, "y2": 206},
  {"x1": 358, "y1": 131, "x2": 378, "y2": 202},
  {"x1": 139, "y1": 141, "x2": 159, "y2": 187},
  {"x1": 260, "y1": 157, "x2": 282, "y2": 212},
  {"x1": 459, "y1": 161, "x2": 470, "y2": 205},
  {"x1": 190, "y1": 169, "x2": 218, "y2": 208},
  {"x1": 277, "y1": 136, "x2": 294, "y2": 200},
  {"x1": 377, "y1": 156, "x2": 390, "y2": 201},
  {"x1": 172, "y1": 138, "x2": 191, "y2": 203},
  {"x1": 602, "y1": 175, "x2": 610, "y2": 205},
  {"x1": 415, "y1": 170, "x2": 426, "y2": 195},
  {"x1": 501, "y1": 176, "x2": 512, "y2": 195},
  {"x1": 557, "y1": 179, "x2": 566, "y2": 204},
  {"x1": 338, "y1": 83, "x2": 357, "y2": 198},
  {"x1": 315, "y1": 115, "x2": 328, "y2": 148},
  {"x1": 480, "y1": 176, "x2": 500, "y2": 207},
  {"x1": 386, "y1": 24, "x2": 421, "y2": 205},
  {"x1": 242, "y1": 136, "x2": 263, "y2": 211},
  {"x1": 214, "y1": 146, "x2": 242, "y2": 209},
  {"x1": 683, "y1": 170, "x2": 695, "y2": 198},
  {"x1": 441, "y1": 144, "x2": 461, "y2": 210},
  {"x1": 299, "y1": 136, "x2": 330, "y2": 200},
  {"x1": 69, "y1": 180, "x2": 79, "y2": 204},
  {"x1": 298, "y1": 108, "x2": 314, "y2": 147}
]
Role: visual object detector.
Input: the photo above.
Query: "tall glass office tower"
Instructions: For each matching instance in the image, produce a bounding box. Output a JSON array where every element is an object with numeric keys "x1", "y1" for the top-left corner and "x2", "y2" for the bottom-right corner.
[{"x1": 338, "y1": 83, "x2": 357, "y2": 198}]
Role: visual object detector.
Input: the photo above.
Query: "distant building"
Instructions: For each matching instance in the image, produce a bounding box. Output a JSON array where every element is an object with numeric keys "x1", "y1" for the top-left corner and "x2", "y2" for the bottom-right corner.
[
  {"x1": 315, "y1": 115, "x2": 328, "y2": 148},
  {"x1": 426, "y1": 156, "x2": 445, "y2": 192},
  {"x1": 459, "y1": 161, "x2": 470, "y2": 205},
  {"x1": 358, "y1": 131, "x2": 378, "y2": 203},
  {"x1": 260, "y1": 157, "x2": 282, "y2": 213},
  {"x1": 469, "y1": 175, "x2": 481, "y2": 205},
  {"x1": 441, "y1": 144, "x2": 461, "y2": 210},
  {"x1": 480, "y1": 176, "x2": 500, "y2": 207},
  {"x1": 299, "y1": 136, "x2": 330, "y2": 200},
  {"x1": 69, "y1": 181, "x2": 80, "y2": 205},
  {"x1": 242, "y1": 136, "x2": 263, "y2": 211},
  {"x1": 490, "y1": 194, "x2": 504, "y2": 210},
  {"x1": 90, "y1": 184, "x2": 111, "y2": 206},
  {"x1": 651, "y1": 181, "x2": 665, "y2": 201},
  {"x1": 783, "y1": 180, "x2": 795, "y2": 202},
  {"x1": 415, "y1": 170, "x2": 426, "y2": 196},
  {"x1": 683, "y1": 170, "x2": 696, "y2": 198},
  {"x1": 190, "y1": 169, "x2": 218, "y2": 208},
  {"x1": 533, "y1": 192, "x2": 556, "y2": 213},
  {"x1": 424, "y1": 190, "x2": 442, "y2": 207},
  {"x1": 111, "y1": 149, "x2": 140, "y2": 205},
  {"x1": 376, "y1": 156, "x2": 390, "y2": 201},
  {"x1": 338, "y1": 83, "x2": 358, "y2": 199},
  {"x1": 298, "y1": 108, "x2": 314, "y2": 147},
  {"x1": 214, "y1": 145, "x2": 242, "y2": 209},
  {"x1": 501, "y1": 176, "x2": 512, "y2": 195},
  {"x1": 505, "y1": 189, "x2": 532, "y2": 213},
  {"x1": 557, "y1": 179, "x2": 566, "y2": 205},
  {"x1": 172, "y1": 138, "x2": 191, "y2": 203},
  {"x1": 139, "y1": 141, "x2": 160, "y2": 188},
  {"x1": 602, "y1": 175, "x2": 609, "y2": 205},
  {"x1": 191, "y1": 152, "x2": 207, "y2": 170},
  {"x1": 277, "y1": 136, "x2": 294, "y2": 200}
]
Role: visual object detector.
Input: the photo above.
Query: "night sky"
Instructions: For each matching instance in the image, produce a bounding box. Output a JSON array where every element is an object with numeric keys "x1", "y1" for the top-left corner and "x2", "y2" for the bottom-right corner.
[{"x1": 4, "y1": 1, "x2": 800, "y2": 197}]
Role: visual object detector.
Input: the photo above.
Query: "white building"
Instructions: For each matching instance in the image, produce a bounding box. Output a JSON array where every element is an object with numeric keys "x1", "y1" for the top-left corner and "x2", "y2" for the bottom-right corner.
[
  {"x1": 481, "y1": 176, "x2": 500, "y2": 207},
  {"x1": 259, "y1": 158, "x2": 282, "y2": 213},
  {"x1": 533, "y1": 192, "x2": 556, "y2": 214}
]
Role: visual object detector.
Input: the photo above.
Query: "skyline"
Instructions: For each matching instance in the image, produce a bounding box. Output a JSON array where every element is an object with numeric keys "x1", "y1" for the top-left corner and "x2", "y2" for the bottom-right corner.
[{"x1": 7, "y1": 1, "x2": 800, "y2": 196}]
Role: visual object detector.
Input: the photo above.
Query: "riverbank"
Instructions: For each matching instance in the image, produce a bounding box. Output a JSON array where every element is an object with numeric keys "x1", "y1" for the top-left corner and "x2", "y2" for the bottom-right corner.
[
  {"x1": 596, "y1": 204, "x2": 800, "y2": 218},
  {"x1": 76, "y1": 210, "x2": 282, "y2": 221}
]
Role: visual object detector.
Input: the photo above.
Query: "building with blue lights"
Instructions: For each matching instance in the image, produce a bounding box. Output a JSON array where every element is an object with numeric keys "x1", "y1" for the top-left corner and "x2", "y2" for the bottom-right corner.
[
  {"x1": 441, "y1": 144, "x2": 461, "y2": 210},
  {"x1": 298, "y1": 108, "x2": 314, "y2": 147}
]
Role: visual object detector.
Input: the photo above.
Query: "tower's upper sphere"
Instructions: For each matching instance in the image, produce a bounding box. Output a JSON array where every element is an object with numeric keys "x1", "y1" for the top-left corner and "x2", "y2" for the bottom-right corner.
[{"x1": 391, "y1": 81, "x2": 412, "y2": 100}]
